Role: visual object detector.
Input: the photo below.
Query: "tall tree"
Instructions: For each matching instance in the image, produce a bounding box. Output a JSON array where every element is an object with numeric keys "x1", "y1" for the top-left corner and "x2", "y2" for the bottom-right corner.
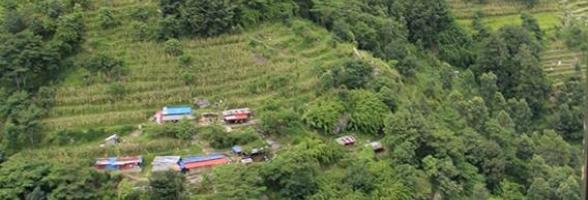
[
  {"x1": 149, "y1": 171, "x2": 186, "y2": 200},
  {"x1": 511, "y1": 45, "x2": 549, "y2": 114},
  {"x1": 521, "y1": 13, "x2": 543, "y2": 41}
]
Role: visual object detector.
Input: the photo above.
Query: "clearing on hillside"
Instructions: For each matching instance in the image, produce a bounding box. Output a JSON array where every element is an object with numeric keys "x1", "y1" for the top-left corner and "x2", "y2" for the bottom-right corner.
[{"x1": 44, "y1": 1, "x2": 358, "y2": 130}]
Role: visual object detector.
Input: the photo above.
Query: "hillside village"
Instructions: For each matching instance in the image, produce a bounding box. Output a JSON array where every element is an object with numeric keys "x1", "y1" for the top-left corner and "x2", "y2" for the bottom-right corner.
[{"x1": 0, "y1": 0, "x2": 586, "y2": 199}]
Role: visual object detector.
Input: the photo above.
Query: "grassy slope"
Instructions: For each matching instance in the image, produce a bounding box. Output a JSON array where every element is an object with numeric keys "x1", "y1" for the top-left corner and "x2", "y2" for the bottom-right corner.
[
  {"x1": 43, "y1": 0, "x2": 368, "y2": 130},
  {"x1": 449, "y1": 0, "x2": 585, "y2": 81}
]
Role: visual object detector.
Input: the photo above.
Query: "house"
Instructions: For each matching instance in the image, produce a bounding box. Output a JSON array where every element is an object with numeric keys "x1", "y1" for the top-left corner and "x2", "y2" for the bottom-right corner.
[
  {"x1": 368, "y1": 141, "x2": 384, "y2": 153},
  {"x1": 95, "y1": 156, "x2": 143, "y2": 172},
  {"x1": 336, "y1": 136, "x2": 356, "y2": 146},
  {"x1": 154, "y1": 105, "x2": 195, "y2": 124},
  {"x1": 152, "y1": 156, "x2": 181, "y2": 172},
  {"x1": 104, "y1": 134, "x2": 119, "y2": 146},
  {"x1": 179, "y1": 153, "x2": 230, "y2": 172},
  {"x1": 222, "y1": 108, "x2": 252, "y2": 124}
]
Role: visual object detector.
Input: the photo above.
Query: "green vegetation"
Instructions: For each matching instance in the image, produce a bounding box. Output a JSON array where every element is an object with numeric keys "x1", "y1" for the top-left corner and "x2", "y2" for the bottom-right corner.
[{"x1": 0, "y1": 0, "x2": 584, "y2": 199}]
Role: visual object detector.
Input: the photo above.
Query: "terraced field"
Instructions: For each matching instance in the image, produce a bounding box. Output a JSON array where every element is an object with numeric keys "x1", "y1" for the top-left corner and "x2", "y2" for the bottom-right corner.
[
  {"x1": 449, "y1": 0, "x2": 586, "y2": 80},
  {"x1": 44, "y1": 0, "x2": 355, "y2": 130},
  {"x1": 563, "y1": 0, "x2": 588, "y2": 21},
  {"x1": 544, "y1": 0, "x2": 587, "y2": 79},
  {"x1": 448, "y1": 0, "x2": 558, "y2": 19}
]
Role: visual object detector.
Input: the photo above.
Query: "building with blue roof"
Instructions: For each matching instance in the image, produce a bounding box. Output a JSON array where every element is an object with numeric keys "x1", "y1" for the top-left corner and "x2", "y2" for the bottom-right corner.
[{"x1": 154, "y1": 105, "x2": 195, "y2": 124}]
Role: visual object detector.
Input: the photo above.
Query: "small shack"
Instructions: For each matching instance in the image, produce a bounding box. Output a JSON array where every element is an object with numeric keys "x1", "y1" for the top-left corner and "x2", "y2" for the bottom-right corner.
[
  {"x1": 232, "y1": 145, "x2": 243, "y2": 155},
  {"x1": 222, "y1": 108, "x2": 252, "y2": 124},
  {"x1": 104, "y1": 134, "x2": 119, "y2": 146},
  {"x1": 154, "y1": 105, "x2": 195, "y2": 124},
  {"x1": 336, "y1": 136, "x2": 356, "y2": 146},
  {"x1": 179, "y1": 153, "x2": 230, "y2": 172},
  {"x1": 152, "y1": 156, "x2": 181, "y2": 172},
  {"x1": 95, "y1": 156, "x2": 143, "y2": 172},
  {"x1": 369, "y1": 141, "x2": 384, "y2": 153}
]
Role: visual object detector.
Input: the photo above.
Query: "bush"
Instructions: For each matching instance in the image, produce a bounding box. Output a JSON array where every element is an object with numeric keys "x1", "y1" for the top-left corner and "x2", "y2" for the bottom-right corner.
[
  {"x1": 48, "y1": 128, "x2": 113, "y2": 145},
  {"x1": 180, "y1": 70, "x2": 194, "y2": 84},
  {"x1": 201, "y1": 127, "x2": 261, "y2": 149},
  {"x1": 129, "y1": 6, "x2": 154, "y2": 21},
  {"x1": 130, "y1": 22, "x2": 153, "y2": 41},
  {"x1": 327, "y1": 59, "x2": 374, "y2": 89},
  {"x1": 347, "y1": 90, "x2": 390, "y2": 134},
  {"x1": 396, "y1": 55, "x2": 419, "y2": 77},
  {"x1": 178, "y1": 54, "x2": 193, "y2": 67},
  {"x1": 149, "y1": 171, "x2": 186, "y2": 200},
  {"x1": 143, "y1": 120, "x2": 197, "y2": 140},
  {"x1": 302, "y1": 97, "x2": 346, "y2": 134},
  {"x1": 164, "y1": 39, "x2": 182, "y2": 56},
  {"x1": 108, "y1": 82, "x2": 126, "y2": 100},
  {"x1": 84, "y1": 53, "x2": 126, "y2": 80},
  {"x1": 260, "y1": 108, "x2": 301, "y2": 135},
  {"x1": 98, "y1": 7, "x2": 118, "y2": 29}
]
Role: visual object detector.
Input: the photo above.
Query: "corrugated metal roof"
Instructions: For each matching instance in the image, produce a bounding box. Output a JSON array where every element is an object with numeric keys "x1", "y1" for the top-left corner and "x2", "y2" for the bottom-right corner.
[
  {"x1": 232, "y1": 146, "x2": 242, "y2": 153},
  {"x1": 222, "y1": 108, "x2": 251, "y2": 116},
  {"x1": 95, "y1": 156, "x2": 143, "y2": 166},
  {"x1": 152, "y1": 156, "x2": 181, "y2": 172},
  {"x1": 181, "y1": 153, "x2": 225, "y2": 163},
  {"x1": 183, "y1": 158, "x2": 229, "y2": 169},
  {"x1": 336, "y1": 136, "x2": 356, "y2": 145},
  {"x1": 163, "y1": 106, "x2": 192, "y2": 116},
  {"x1": 153, "y1": 156, "x2": 180, "y2": 164}
]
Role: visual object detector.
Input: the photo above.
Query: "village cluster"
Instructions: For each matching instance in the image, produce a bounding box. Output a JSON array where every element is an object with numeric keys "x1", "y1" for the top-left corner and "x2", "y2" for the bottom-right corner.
[{"x1": 93, "y1": 99, "x2": 384, "y2": 177}]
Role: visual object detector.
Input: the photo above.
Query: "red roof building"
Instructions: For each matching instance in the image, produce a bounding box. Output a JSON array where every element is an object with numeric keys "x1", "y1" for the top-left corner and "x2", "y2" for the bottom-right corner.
[
  {"x1": 180, "y1": 154, "x2": 230, "y2": 171},
  {"x1": 222, "y1": 108, "x2": 252, "y2": 124},
  {"x1": 336, "y1": 136, "x2": 356, "y2": 146}
]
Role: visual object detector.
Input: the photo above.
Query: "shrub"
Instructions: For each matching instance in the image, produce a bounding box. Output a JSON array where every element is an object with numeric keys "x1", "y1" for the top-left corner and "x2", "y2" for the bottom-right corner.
[
  {"x1": 164, "y1": 39, "x2": 182, "y2": 56},
  {"x1": 48, "y1": 128, "x2": 112, "y2": 145},
  {"x1": 396, "y1": 55, "x2": 419, "y2": 78},
  {"x1": 129, "y1": 6, "x2": 154, "y2": 21},
  {"x1": 201, "y1": 127, "x2": 260, "y2": 149},
  {"x1": 130, "y1": 22, "x2": 153, "y2": 41},
  {"x1": 178, "y1": 54, "x2": 193, "y2": 67},
  {"x1": 98, "y1": 7, "x2": 118, "y2": 29},
  {"x1": 84, "y1": 53, "x2": 126, "y2": 80},
  {"x1": 347, "y1": 90, "x2": 390, "y2": 134},
  {"x1": 329, "y1": 59, "x2": 374, "y2": 89},
  {"x1": 149, "y1": 171, "x2": 186, "y2": 200},
  {"x1": 260, "y1": 108, "x2": 301, "y2": 135},
  {"x1": 302, "y1": 97, "x2": 346, "y2": 134},
  {"x1": 377, "y1": 86, "x2": 398, "y2": 112},
  {"x1": 144, "y1": 120, "x2": 197, "y2": 140},
  {"x1": 108, "y1": 82, "x2": 126, "y2": 100},
  {"x1": 180, "y1": 70, "x2": 194, "y2": 85}
]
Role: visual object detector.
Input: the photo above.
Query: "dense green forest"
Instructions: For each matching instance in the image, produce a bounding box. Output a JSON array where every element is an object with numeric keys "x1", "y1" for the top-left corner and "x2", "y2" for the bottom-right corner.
[{"x1": 0, "y1": 0, "x2": 585, "y2": 199}]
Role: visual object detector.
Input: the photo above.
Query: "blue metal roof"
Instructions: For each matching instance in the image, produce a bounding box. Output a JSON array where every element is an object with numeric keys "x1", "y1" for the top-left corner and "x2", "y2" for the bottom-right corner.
[
  {"x1": 232, "y1": 146, "x2": 242, "y2": 153},
  {"x1": 162, "y1": 106, "x2": 192, "y2": 116},
  {"x1": 180, "y1": 153, "x2": 225, "y2": 164}
]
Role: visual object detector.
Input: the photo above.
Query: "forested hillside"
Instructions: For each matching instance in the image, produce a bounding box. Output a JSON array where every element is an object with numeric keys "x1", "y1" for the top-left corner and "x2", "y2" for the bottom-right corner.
[{"x1": 0, "y1": 0, "x2": 585, "y2": 199}]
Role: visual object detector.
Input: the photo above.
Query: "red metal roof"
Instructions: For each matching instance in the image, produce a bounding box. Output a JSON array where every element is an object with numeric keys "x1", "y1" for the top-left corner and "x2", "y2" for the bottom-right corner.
[
  {"x1": 224, "y1": 113, "x2": 249, "y2": 121},
  {"x1": 184, "y1": 158, "x2": 229, "y2": 169}
]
